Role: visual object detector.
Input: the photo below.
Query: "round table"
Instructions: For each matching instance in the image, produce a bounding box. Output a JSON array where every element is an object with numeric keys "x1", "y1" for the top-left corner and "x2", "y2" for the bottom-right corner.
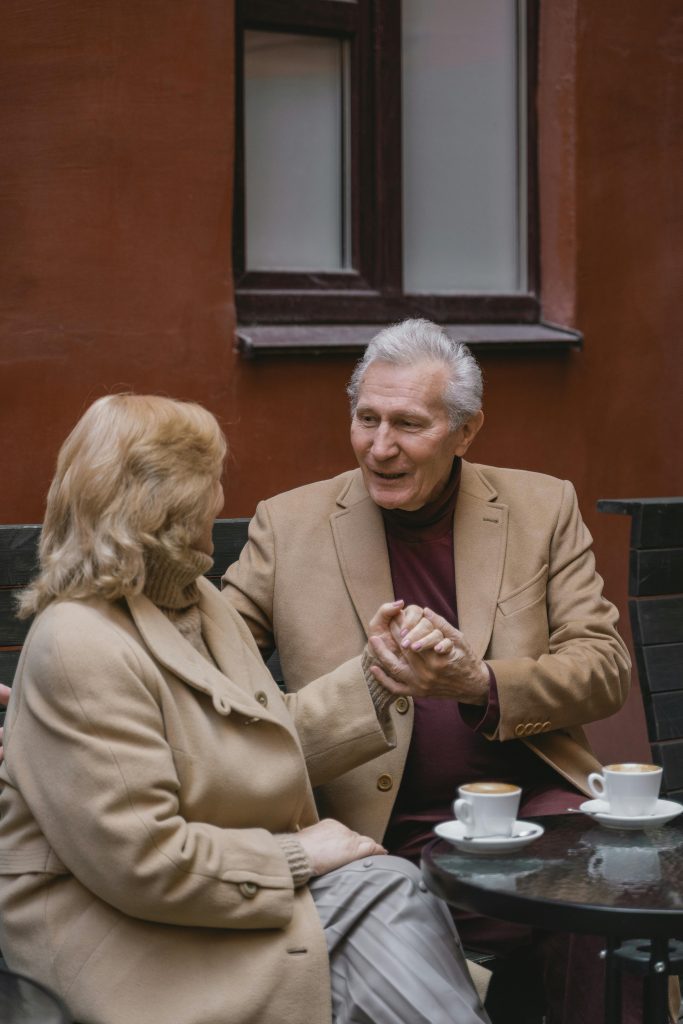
[{"x1": 421, "y1": 812, "x2": 683, "y2": 1023}]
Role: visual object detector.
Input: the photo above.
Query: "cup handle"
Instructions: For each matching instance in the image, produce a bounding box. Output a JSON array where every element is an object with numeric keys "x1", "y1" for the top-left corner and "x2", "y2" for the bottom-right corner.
[
  {"x1": 587, "y1": 772, "x2": 606, "y2": 800},
  {"x1": 454, "y1": 798, "x2": 473, "y2": 827}
]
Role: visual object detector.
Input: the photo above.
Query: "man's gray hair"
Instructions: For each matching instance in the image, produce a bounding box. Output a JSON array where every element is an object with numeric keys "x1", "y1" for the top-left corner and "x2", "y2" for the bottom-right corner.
[{"x1": 347, "y1": 318, "x2": 483, "y2": 429}]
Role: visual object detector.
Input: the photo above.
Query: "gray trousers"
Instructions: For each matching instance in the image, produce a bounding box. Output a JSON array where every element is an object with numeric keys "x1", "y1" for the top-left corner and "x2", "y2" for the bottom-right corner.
[{"x1": 309, "y1": 855, "x2": 491, "y2": 1024}]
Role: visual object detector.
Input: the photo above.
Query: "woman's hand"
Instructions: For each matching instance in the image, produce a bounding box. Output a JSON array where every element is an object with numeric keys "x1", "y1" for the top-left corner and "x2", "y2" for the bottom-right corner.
[
  {"x1": 297, "y1": 819, "x2": 386, "y2": 876},
  {"x1": 366, "y1": 599, "x2": 405, "y2": 657},
  {"x1": 367, "y1": 599, "x2": 426, "y2": 661}
]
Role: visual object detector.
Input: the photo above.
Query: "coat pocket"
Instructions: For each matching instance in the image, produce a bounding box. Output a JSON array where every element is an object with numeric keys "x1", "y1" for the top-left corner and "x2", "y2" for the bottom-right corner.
[{"x1": 497, "y1": 564, "x2": 549, "y2": 617}]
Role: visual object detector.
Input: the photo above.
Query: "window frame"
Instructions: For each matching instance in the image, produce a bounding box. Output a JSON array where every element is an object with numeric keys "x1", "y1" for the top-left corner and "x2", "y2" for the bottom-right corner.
[{"x1": 233, "y1": 1, "x2": 563, "y2": 348}]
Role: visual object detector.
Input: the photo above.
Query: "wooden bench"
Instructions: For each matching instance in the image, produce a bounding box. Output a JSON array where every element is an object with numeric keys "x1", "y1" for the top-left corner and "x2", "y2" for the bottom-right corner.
[
  {"x1": 597, "y1": 498, "x2": 683, "y2": 802},
  {"x1": 0, "y1": 519, "x2": 283, "y2": 694}
]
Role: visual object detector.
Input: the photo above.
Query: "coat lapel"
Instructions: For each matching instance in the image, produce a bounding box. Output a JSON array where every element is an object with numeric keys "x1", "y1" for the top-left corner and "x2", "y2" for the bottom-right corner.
[
  {"x1": 330, "y1": 471, "x2": 395, "y2": 636},
  {"x1": 126, "y1": 585, "x2": 280, "y2": 722},
  {"x1": 454, "y1": 462, "x2": 509, "y2": 659},
  {"x1": 329, "y1": 465, "x2": 509, "y2": 654}
]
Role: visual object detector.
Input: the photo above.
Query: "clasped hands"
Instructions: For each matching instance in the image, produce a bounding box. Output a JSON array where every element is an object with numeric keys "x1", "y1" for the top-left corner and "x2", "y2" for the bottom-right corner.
[{"x1": 367, "y1": 601, "x2": 489, "y2": 706}]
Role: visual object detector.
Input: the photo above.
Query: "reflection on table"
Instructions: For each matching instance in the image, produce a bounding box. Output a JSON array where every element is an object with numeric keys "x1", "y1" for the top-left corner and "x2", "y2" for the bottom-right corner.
[{"x1": 423, "y1": 812, "x2": 683, "y2": 936}]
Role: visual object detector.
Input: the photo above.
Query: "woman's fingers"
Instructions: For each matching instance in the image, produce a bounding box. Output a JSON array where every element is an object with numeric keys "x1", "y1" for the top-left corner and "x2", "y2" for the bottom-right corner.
[
  {"x1": 368, "y1": 660, "x2": 410, "y2": 695},
  {"x1": 404, "y1": 627, "x2": 446, "y2": 652},
  {"x1": 369, "y1": 636, "x2": 409, "y2": 680},
  {"x1": 298, "y1": 819, "x2": 386, "y2": 875},
  {"x1": 367, "y1": 599, "x2": 404, "y2": 635}
]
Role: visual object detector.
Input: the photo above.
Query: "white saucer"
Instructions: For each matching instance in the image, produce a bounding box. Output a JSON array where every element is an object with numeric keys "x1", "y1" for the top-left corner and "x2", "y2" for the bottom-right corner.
[
  {"x1": 579, "y1": 798, "x2": 683, "y2": 830},
  {"x1": 434, "y1": 819, "x2": 544, "y2": 855}
]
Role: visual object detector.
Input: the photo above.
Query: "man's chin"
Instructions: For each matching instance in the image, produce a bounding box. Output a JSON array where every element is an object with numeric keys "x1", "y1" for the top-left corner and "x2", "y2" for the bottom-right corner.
[{"x1": 369, "y1": 487, "x2": 414, "y2": 511}]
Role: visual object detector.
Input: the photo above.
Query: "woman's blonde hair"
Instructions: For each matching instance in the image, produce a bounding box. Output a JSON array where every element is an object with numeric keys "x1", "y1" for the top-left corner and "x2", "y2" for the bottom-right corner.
[{"x1": 18, "y1": 394, "x2": 227, "y2": 618}]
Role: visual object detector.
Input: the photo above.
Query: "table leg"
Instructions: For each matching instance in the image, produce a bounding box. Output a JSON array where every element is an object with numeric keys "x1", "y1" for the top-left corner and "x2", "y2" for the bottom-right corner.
[
  {"x1": 612, "y1": 937, "x2": 682, "y2": 1024},
  {"x1": 603, "y1": 937, "x2": 622, "y2": 1024},
  {"x1": 642, "y1": 937, "x2": 670, "y2": 1024}
]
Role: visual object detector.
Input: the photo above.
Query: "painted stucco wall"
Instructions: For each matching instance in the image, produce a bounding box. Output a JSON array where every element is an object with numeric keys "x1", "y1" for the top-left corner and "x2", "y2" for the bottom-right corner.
[{"x1": 1, "y1": 0, "x2": 681, "y2": 760}]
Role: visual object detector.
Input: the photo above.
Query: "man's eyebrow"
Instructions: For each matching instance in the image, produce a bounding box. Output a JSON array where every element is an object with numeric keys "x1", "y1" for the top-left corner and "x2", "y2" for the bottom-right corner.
[{"x1": 356, "y1": 403, "x2": 429, "y2": 421}]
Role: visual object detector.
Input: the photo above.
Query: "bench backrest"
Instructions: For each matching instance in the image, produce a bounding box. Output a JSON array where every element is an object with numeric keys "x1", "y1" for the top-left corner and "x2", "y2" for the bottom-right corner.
[
  {"x1": 0, "y1": 520, "x2": 283, "y2": 689},
  {"x1": 597, "y1": 498, "x2": 683, "y2": 802}
]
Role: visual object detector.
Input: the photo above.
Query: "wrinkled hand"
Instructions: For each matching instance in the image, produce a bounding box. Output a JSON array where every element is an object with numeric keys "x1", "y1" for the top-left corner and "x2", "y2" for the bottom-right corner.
[
  {"x1": 297, "y1": 818, "x2": 386, "y2": 876},
  {"x1": 369, "y1": 607, "x2": 489, "y2": 705},
  {"x1": 0, "y1": 683, "x2": 11, "y2": 763},
  {"x1": 367, "y1": 600, "x2": 424, "y2": 657}
]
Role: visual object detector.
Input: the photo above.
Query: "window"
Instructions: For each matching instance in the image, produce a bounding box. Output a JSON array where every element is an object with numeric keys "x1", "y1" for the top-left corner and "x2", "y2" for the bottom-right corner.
[{"x1": 234, "y1": 0, "x2": 580, "y2": 356}]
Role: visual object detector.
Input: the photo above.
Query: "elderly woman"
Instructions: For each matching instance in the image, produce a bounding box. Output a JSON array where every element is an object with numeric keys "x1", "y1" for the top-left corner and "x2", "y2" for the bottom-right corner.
[{"x1": 0, "y1": 395, "x2": 488, "y2": 1024}]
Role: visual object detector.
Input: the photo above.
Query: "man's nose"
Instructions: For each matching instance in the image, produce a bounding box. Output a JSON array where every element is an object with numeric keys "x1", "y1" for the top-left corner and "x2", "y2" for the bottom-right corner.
[{"x1": 370, "y1": 423, "x2": 398, "y2": 459}]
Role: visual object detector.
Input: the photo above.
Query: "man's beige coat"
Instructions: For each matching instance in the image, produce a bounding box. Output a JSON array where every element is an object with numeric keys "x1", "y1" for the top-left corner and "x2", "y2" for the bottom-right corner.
[
  {"x1": 0, "y1": 579, "x2": 393, "y2": 1024},
  {"x1": 224, "y1": 462, "x2": 631, "y2": 841}
]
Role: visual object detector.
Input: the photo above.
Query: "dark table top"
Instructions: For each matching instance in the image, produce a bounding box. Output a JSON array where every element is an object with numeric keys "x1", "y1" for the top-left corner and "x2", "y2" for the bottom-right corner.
[{"x1": 422, "y1": 813, "x2": 683, "y2": 939}]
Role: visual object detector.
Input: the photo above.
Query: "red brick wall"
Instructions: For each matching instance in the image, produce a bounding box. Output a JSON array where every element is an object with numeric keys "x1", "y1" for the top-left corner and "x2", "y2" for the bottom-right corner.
[{"x1": 1, "y1": 0, "x2": 681, "y2": 761}]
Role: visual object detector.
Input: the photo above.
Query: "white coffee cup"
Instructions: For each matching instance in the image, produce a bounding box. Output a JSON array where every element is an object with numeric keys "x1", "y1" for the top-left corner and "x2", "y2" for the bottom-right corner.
[
  {"x1": 587, "y1": 763, "x2": 662, "y2": 817},
  {"x1": 454, "y1": 782, "x2": 522, "y2": 838}
]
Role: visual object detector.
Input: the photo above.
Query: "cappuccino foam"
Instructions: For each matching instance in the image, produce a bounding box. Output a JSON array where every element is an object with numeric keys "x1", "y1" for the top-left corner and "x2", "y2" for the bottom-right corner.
[
  {"x1": 604, "y1": 763, "x2": 659, "y2": 773},
  {"x1": 460, "y1": 782, "x2": 520, "y2": 795}
]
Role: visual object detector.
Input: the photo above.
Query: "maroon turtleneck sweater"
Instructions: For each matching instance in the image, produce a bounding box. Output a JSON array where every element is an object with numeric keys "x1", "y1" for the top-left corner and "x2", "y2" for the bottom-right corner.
[{"x1": 381, "y1": 458, "x2": 558, "y2": 862}]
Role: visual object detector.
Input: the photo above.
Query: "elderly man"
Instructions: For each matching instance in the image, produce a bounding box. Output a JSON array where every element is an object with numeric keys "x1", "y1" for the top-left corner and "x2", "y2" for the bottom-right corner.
[{"x1": 223, "y1": 318, "x2": 637, "y2": 1023}]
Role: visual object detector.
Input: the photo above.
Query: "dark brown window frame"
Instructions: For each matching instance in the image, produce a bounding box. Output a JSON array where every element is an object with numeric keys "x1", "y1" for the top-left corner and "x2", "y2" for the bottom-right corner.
[{"x1": 234, "y1": 0, "x2": 581, "y2": 356}]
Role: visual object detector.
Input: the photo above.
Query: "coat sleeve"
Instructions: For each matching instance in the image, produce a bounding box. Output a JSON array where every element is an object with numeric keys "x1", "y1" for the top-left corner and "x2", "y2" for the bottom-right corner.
[
  {"x1": 281, "y1": 658, "x2": 396, "y2": 786},
  {"x1": 221, "y1": 500, "x2": 278, "y2": 656},
  {"x1": 486, "y1": 480, "x2": 631, "y2": 741},
  {"x1": 7, "y1": 610, "x2": 297, "y2": 931},
  {"x1": 221, "y1": 506, "x2": 396, "y2": 783}
]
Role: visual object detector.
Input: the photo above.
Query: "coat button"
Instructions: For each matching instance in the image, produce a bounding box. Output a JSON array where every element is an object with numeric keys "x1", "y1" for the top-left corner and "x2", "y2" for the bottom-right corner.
[
  {"x1": 394, "y1": 697, "x2": 410, "y2": 714},
  {"x1": 239, "y1": 882, "x2": 259, "y2": 899},
  {"x1": 531, "y1": 722, "x2": 543, "y2": 734},
  {"x1": 255, "y1": 691, "x2": 268, "y2": 707},
  {"x1": 377, "y1": 773, "x2": 393, "y2": 792},
  {"x1": 542, "y1": 721, "x2": 551, "y2": 731},
  {"x1": 514, "y1": 724, "x2": 525, "y2": 737}
]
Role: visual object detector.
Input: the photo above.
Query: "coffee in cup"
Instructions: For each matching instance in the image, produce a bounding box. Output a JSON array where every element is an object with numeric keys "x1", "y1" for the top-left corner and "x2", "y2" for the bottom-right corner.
[
  {"x1": 454, "y1": 782, "x2": 521, "y2": 838},
  {"x1": 587, "y1": 763, "x2": 662, "y2": 817}
]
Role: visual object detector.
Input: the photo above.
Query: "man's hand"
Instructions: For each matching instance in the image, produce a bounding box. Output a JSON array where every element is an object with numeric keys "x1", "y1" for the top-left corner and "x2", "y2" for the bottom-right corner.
[
  {"x1": 369, "y1": 607, "x2": 489, "y2": 705},
  {"x1": 0, "y1": 683, "x2": 11, "y2": 763},
  {"x1": 297, "y1": 818, "x2": 386, "y2": 876}
]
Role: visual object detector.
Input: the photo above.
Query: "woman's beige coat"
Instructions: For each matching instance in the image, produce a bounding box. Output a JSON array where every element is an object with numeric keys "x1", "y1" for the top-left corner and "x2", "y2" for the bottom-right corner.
[{"x1": 0, "y1": 579, "x2": 393, "y2": 1024}]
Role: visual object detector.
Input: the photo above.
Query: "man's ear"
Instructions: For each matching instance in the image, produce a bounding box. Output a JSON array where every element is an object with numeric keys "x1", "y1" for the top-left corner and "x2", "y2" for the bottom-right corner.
[{"x1": 453, "y1": 410, "x2": 484, "y2": 457}]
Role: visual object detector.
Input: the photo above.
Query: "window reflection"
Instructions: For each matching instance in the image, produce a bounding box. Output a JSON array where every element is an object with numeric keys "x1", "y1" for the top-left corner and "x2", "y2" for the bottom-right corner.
[{"x1": 244, "y1": 31, "x2": 350, "y2": 271}]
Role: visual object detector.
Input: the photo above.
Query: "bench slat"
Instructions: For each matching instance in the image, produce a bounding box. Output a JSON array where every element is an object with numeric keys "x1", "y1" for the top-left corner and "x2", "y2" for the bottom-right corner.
[
  {"x1": 629, "y1": 548, "x2": 683, "y2": 596},
  {"x1": 211, "y1": 519, "x2": 251, "y2": 574},
  {"x1": 0, "y1": 650, "x2": 21, "y2": 686},
  {"x1": 635, "y1": 643, "x2": 683, "y2": 694},
  {"x1": 0, "y1": 592, "x2": 31, "y2": 647},
  {"x1": 0, "y1": 526, "x2": 40, "y2": 586},
  {"x1": 651, "y1": 738, "x2": 683, "y2": 795},
  {"x1": 597, "y1": 499, "x2": 683, "y2": 549},
  {"x1": 629, "y1": 596, "x2": 683, "y2": 646},
  {"x1": 642, "y1": 692, "x2": 683, "y2": 743}
]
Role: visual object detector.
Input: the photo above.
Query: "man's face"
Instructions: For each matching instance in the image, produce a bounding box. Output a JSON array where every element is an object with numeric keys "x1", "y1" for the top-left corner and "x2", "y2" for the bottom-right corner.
[{"x1": 350, "y1": 360, "x2": 480, "y2": 511}]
